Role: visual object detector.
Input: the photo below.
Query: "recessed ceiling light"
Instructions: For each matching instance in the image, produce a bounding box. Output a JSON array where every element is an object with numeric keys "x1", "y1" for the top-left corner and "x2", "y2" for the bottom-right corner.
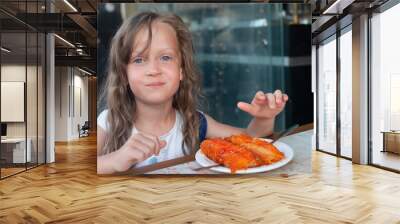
[
  {"x1": 63, "y1": 0, "x2": 78, "y2": 12},
  {"x1": 1, "y1": 47, "x2": 11, "y2": 53},
  {"x1": 323, "y1": 0, "x2": 354, "y2": 15},
  {"x1": 78, "y1": 67, "x2": 92, "y2": 76},
  {"x1": 54, "y1": 34, "x2": 75, "y2": 48}
]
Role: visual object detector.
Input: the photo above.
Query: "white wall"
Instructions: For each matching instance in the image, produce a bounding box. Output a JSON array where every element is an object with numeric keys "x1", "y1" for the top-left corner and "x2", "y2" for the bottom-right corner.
[
  {"x1": 54, "y1": 67, "x2": 89, "y2": 141},
  {"x1": 1, "y1": 65, "x2": 25, "y2": 81},
  {"x1": 72, "y1": 72, "x2": 89, "y2": 138},
  {"x1": 55, "y1": 66, "x2": 69, "y2": 141}
]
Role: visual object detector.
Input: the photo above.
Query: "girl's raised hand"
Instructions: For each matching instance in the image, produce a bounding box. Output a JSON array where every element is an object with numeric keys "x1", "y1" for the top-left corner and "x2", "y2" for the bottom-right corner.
[
  {"x1": 112, "y1": 132, "x2": 167, "y2": 172},
  {"x1": 237, "y1": 90, "x2": 288, "y2": 120}
]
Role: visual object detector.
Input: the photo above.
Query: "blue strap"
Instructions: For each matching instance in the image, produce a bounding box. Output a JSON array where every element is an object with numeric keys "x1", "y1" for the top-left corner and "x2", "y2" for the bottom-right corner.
[{"x1": 198, "y1": 111, "x2": 207, "y2": 142}]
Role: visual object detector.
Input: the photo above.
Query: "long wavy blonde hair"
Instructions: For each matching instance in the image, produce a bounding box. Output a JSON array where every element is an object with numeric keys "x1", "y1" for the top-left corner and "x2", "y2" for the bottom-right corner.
[{"x1": 101, "y1": 12, "x2": 201, "y2": 156}]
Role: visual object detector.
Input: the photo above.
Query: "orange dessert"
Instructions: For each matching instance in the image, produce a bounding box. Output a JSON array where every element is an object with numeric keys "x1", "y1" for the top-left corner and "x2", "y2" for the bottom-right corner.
[
  {"x1": 200, "y1": 134, "x2": 285, "y2": 173},
  {"x1": 200, "y1": 139, "x2": 261, "y2": 173}
]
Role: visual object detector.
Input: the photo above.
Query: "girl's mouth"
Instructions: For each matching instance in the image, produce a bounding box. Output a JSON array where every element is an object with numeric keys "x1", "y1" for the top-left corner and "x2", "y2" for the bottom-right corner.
[{"x1": 146, "y1": 82, "x2": 165, "y2": 87}]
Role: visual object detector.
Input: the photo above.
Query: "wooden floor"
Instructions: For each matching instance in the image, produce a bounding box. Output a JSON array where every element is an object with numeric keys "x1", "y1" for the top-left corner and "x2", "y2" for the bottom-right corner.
[
  {"x1": 1, "y1": 167, "x2": 26, "y2": 178},
  {"x1": 1, "y1": 163, "x2": 45, "y2": 178},
  {"x1": 373, "y1": 150, "x2": 400, "y2": 171},
  {"x1": 1, "y1": 135, "x2": 400, "y2": 223}
]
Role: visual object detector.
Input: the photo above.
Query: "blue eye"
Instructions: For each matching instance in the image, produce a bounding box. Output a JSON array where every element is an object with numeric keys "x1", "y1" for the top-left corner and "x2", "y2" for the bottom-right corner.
[
  {"x1": 161, "y1": 55, "x2": 172, "y2": 61},
  {"x1": 132, "y1": 57, "x2": 144, "y2": 64}
]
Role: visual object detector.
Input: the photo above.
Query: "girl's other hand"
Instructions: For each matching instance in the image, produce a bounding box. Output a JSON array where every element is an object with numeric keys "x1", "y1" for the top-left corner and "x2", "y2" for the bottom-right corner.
[
  {"x1": 237, "y1": 90, "x2": 289, "y2": 120},
  {"x1": 112, "y1": 132, "x2": 167, "y2": 172}
]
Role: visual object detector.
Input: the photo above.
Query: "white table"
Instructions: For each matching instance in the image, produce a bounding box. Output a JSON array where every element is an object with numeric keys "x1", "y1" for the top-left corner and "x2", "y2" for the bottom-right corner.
[
  {"x1": 1, "y1": 138, "x2": 32, "y2": 163},
  {"x1": 146, "y1": 130, "x2": 313, "y2": 175}
]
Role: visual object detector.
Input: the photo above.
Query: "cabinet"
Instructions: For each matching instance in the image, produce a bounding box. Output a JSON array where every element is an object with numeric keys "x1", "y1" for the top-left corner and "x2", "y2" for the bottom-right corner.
[{"x1": 382, "y1": 131, "x2": 400, "y2": 154}]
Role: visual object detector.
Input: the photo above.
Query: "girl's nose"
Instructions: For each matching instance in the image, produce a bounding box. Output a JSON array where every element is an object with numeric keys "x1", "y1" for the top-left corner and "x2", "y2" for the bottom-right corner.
[{"x1": 145, "y1": 59, "x2": 161, "y2": 76}]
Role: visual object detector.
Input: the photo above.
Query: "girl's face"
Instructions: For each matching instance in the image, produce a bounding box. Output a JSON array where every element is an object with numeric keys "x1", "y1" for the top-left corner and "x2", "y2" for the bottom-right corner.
[{"x1": 127, "y1": 21, "x2": 183, "y2": 106}]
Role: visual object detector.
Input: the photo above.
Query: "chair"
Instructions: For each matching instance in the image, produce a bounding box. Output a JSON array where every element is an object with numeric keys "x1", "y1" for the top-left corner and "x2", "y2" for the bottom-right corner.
[{"x1": 79, "y1": 121, "x2": 90, "y2": 138}]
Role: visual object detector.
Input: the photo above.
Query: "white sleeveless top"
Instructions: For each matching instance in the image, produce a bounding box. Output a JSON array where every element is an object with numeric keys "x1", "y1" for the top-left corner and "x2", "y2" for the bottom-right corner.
[{"x1": 97, "y1": 109, "x2": 188, "y2": 167}]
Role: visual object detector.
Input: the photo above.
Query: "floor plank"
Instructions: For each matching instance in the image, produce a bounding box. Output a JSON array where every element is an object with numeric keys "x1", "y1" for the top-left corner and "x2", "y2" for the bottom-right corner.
[{"x1": 0, "y1": 134, "x2": 399, "y2": 223}]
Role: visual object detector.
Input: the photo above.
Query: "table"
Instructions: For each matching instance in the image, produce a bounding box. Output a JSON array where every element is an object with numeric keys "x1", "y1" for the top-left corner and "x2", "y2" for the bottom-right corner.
[
  {"x1": 146, "y1": 130, "x2": 313, "y2": 175},
  {"x1": 1, "y1": 138, "x2": 32, "y2": 164}
]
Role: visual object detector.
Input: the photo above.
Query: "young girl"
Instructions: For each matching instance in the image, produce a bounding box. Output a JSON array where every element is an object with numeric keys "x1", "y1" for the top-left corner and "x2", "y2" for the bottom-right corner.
[{"x1": 97, "y1": 12, "x2": 289, "y2": 174}]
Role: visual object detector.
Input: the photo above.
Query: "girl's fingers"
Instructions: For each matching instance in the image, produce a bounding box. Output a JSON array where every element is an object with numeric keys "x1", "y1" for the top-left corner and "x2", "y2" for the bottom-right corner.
[
  {"x1": 237, "y1": 102, "x2": 255, "y2": 116},
  {"x1": 239, "y1": 90, "x2": 288, "y2": 119},
  {"x1": 134, "y1": 138, "x2": 153, "y2": 155},
  {"x1": 129, "y1": 134, "x2": 155, "y2": 159},
  {"x1": 274, "y1": 90, "x2": 283, "y2": 105},
  {"x1": 265, "y1": 93, "x2": 276, "y2": 109},
  {"x1": 254, "y1": 91, "x2": 267, "y2": 105},
  {"x1": 130, "y1": 141, "x2": 152, "y2": 160},
  {"x1": 255, "y1": 91, "x2": 266, "y2": 100},
  {"x1": 277, "y1": 94, "x2": 288, "y2": 109},
  {"x1": 283, "y1": 94, "x2": 289, "y2": 102},
  {"x1": 137, "y1": 132, "x2": 157, "y2": 143},
  {"x1": 153, "y1": 139, "x2": 166, "y2": 155},
  {"x1": 159, "y1": 140, "x2": 167, "y2": 149},
  {"x1": 131, "y1": 149, "x2": 146, "y2": 162},
  {"x1": 136, "y1": 134, "x2": 158, "y2": 154},
  {"x1": 137, "y1": 132, "x2": 167, "y2": 155},
  {"x1": 138, "y1": 132, "x2": 159, "y2": 150},
  {"x1": 154, "y1": 137, "x2": 161, "y2": 155},
  {"x1": 147, "y1": 133, "x2": 167, "y2": 150}
]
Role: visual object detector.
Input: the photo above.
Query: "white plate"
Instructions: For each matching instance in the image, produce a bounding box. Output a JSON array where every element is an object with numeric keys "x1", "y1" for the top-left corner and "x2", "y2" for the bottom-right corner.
[{"x1": 195, "y1": 139, "x2": 294, "y2": 174}]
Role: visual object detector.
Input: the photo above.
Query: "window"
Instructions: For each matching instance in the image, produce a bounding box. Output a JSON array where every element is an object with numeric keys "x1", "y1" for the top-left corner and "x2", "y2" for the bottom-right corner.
[
  {"x1": 339, "y1": 28, "x2": 352, "y2": 158},
  {"x1": 370, "y1": 2, "x2": 400, "y2": 171},
  {"x1": 317, "y1": 36, "x2": 337, "y2": 154},
  {"x1": 0, "y1": 1, "x2": 47, "y2": 179}
]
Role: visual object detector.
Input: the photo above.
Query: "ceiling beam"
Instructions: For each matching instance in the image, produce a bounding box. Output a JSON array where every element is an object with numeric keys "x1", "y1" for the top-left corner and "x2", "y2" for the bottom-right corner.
[
  {"x1": 67, "y1": 13, "x2": 97, "y2": 39},
  {"x1": 52, "y1": 0, "x2": 97, "y2": 47},
  {"x1": 55, "y1": 55, "x2": 96, "y2": 73}
]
